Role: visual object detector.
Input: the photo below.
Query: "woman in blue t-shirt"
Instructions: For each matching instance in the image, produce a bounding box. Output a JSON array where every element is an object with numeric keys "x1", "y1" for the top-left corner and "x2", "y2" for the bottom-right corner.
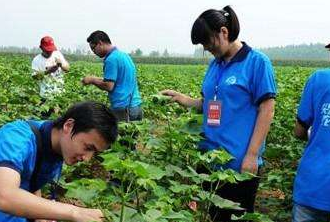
[{"x1": 162, "y1": 5, "x2": 277, "y2": 221}]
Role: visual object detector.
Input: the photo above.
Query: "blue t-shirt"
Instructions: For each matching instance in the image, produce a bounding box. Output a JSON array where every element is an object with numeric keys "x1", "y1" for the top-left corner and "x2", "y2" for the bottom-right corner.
[
  {"x1": 103, "y1": 47, "x2": 142, "y2": 109},
  {"x1": 0, "y1": 120, "x2": 63, "y2": 222},
  {"x1": 199, "y1": 43, "x2": 277, "y2": 172},
  {"x1": 293, "y1": 69, "x2": 330, "y2": 212}
]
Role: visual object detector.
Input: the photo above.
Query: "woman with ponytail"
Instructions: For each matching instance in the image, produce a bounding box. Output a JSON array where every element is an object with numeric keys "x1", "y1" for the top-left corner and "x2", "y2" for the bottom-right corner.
[{"x1": 162, "y1": 6, "x2": 277, "y2": 221}]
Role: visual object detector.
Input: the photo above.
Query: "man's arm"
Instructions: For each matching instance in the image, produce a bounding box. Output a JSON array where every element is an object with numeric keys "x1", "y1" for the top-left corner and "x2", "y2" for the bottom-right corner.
[
  {"x1": 241, "y1": 99, "x2": 275, "y2": 174},
  {"x1": 55, "y1": 53, "x2": 70, "y2": 72},
  {"x1": 82, "y1": 76, "x2": 114, "y2": 92},
  {"x1": 58, "y1": 62, "x2": 69, "y2": 72},
  {"x1": 0, "y1": 167, "x2": 104, "y2": 222}
]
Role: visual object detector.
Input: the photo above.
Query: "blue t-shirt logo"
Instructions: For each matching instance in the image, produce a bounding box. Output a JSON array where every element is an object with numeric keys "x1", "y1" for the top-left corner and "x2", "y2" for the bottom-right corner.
[{"x1": 225, "y1": 76, "x2": 237, "y2": 85}]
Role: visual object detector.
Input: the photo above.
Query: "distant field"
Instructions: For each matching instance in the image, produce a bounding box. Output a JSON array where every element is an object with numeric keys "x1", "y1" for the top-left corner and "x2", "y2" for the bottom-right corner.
[{"x1": 1, "y1": 52, "x2": 329, "y2": 67}]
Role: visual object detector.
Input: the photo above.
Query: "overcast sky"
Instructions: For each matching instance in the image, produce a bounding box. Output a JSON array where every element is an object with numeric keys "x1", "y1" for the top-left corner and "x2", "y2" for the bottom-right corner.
[{"x1": 1, "y1": 0, "x2": 329, "y2": 54}]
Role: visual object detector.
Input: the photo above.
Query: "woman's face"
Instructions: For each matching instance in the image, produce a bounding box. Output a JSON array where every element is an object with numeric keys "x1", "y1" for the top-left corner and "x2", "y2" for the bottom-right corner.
[{"x1": 202, "y1": 27, "x2": 230, "y2": 59}]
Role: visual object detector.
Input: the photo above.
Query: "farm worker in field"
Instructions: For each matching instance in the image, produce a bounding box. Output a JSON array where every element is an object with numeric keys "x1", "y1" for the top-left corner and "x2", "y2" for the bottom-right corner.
[
  {"x1": 161, "y1": 5, "x2": 277, "y2": 221},
  {"x1": 31, "y1": 36, "x2": 70, "y2": 100},
  {"x1": 82, "y1": 30, "x2": 142, "y2": 122},
  {"x1": 292, "y1": 70, "x2": 330, "y2": 222},
  {"x1": 0, "y1": 101, "x2": 118, "y2": 222}
]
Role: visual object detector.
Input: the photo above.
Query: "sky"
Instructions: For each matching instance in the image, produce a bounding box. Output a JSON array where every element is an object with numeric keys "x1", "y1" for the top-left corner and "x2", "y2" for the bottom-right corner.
[{"x1": 1, "y1": 0, "x2": 329, "y2": 54}]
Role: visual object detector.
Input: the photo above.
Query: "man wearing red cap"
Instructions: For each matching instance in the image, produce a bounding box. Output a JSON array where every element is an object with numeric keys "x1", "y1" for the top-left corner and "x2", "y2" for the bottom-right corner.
[{"x1": 31, "y1": 36, "x2": 70, "y2": 100}]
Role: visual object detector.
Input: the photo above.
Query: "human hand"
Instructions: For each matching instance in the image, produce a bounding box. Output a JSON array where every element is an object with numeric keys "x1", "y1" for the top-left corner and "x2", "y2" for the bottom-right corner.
[
  {"x1": 160, "y1": 89, "x2": 183, "y2": 102},
  {"x1": 81, "y1": 76, "x2": 94, "y2": 85},
  {"x1": 241, "y1": 153, "x2": 258, "y2": 174},
  {"x1": 45, "y1": 65, "x2": 59, "y2": 74},
  {"x1": 72, "y1": 207, "x2": 104, "y2": 222}
]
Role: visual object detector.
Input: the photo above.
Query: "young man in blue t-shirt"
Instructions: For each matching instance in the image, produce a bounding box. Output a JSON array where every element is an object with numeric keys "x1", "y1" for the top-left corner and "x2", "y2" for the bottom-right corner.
[
  {"x1": 293, "y1": 70, "x2": 330, "y2": 222},
  {"x1": 0, "y1": 101, "x2": 118, "y2": 222},
  {"x1": 82, "y1": 30, "x2": 142, "y2": 122}
]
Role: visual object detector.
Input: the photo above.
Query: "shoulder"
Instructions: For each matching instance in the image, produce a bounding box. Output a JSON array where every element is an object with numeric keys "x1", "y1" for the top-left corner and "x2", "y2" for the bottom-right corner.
[
  {"x1": 312, "y1": 69, "x2": 330, "y2": 78},
  {"x1": 207, "y1": 58, "x2": 217, "y2": 67},
  {"x1": 104, "y1": 51, "x2": 121, "y2": 65},
  {"x1": 32, "y1": 54, "x2": 42, "y2": 63},
  {"x1": 52, "y1": 50, "x2": 65, "y2": 58},
  {"x1": 308, "y1": 69, "x2": 330, "y2": 86},
  {"x1": 248, "y1": 49, "x2": 272, "y2": 64},
  {"x1": 0, "y1": 120, "x2": 37, "y2": 153},
  {"x1": 113, "y1": 49, "x2": 131, "y2": 60},
  {"x1": 0, "y1": 120, "x2": 34, "y2": 139}
]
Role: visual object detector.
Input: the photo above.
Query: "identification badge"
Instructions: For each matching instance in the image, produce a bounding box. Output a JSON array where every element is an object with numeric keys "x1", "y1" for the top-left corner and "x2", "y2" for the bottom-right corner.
[{"x1": 207, "y1": 100, "x2": 221, "y2": 126}]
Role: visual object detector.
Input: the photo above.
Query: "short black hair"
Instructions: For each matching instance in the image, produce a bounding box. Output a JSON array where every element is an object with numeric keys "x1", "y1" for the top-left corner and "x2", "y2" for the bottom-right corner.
[
  {"x1": 87, "y1": 30, "x2": 112, "y2": 45},
  {"x1": 191, "y1": 5, "x2": 240, "y2": 45},
  {"x1": 53, "y1": 101, "x2": 118, "y2": 146}
]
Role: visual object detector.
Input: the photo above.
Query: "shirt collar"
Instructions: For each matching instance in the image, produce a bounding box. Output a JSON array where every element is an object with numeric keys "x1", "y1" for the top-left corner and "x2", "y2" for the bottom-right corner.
[
  {"x1": 217, "y1": 42, "x2": 251, "y2": 64},
  {"x1": 40, "y1": 121, "x2": 62, "y2": 161},
  {"x1": 104, "y1": 47, "x2": 117, "y2": 61}
]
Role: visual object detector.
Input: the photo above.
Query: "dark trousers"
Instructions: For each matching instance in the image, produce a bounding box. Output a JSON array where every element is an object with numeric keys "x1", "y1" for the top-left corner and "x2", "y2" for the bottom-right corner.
[
  {"x1": 111, "y1": 106, "x2": 143, "y2": 122},
  {"x1": 198, "y1": 166, "x2": 260, "y2": 222}
]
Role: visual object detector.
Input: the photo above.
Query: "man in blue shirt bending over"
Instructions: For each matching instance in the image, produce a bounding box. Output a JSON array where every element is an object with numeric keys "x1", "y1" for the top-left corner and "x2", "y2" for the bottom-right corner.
[
  {"x1": 0, "y1": 101, "x2": 118, "y2": 222},
  {"x1": 82, "y1": 30, "x2": 142, "y2": 122},
  {"x1": 292, "y1": 69, "x2": 330, "y2": 222}
]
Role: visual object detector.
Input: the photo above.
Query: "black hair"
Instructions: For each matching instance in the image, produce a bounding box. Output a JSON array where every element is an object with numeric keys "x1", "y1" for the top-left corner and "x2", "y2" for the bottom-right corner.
[
  {"x1": 191, "y1": 5, "x2": 240, "y2": 45},
  {"x1": 53, "y1": 101, "x2": 118, "y2": 146},
  {"x1": 87, "y1": 30, "x2": 112, "y2": 45}
]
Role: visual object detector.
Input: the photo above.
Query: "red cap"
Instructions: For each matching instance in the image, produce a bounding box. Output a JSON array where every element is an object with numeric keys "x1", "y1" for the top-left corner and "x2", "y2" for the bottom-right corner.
[{"x1": 40, "y1": 36, "x2": 57, "y2": 52}]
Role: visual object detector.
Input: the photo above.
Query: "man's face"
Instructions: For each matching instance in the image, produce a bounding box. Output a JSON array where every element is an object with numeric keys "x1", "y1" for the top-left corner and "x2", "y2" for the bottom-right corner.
[
  {"x1": 41, "y1": 48, "x2": 53, "y2": 58},
  {"x1": 59, "y1": 119, "x2": 109, "y2": 165},
  {"x1": 89, "y1": 41, "x2": 106, "y2": 58}
]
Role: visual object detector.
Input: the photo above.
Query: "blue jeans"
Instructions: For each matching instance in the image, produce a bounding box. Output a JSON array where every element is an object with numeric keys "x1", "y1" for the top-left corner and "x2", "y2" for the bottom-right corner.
[
  {"x1": 111, "y1": 106, "x2": 143, "y2": 122},
  {"x1": 292, "y1": 202, "x2": 330, "y2": 222}
]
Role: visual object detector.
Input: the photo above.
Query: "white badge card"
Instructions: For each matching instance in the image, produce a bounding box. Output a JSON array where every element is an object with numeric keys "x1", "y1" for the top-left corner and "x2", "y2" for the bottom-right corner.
[{"x1": 207, "y1": 100, "x2": 221, "y2": 126}]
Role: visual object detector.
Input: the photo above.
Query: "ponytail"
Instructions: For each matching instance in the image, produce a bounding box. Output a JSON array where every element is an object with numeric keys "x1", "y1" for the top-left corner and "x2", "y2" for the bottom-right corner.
[{"x1": 223, "y1": 5, "x2": 240, "y2": 42}]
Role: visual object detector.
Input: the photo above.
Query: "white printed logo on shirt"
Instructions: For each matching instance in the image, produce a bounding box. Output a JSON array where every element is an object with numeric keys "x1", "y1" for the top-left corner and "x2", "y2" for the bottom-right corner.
[
  {"x1": 321, "y1": 103, "x2": 330, "y2": 127},
  {"x1": 225, "y1": 76, "x2": 237, "y2": 85}
]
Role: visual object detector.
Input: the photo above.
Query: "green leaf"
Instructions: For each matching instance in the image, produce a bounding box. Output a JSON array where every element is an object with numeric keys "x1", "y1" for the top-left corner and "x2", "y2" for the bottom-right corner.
[
  {"x1": 138, "y1": 162, "x2": 166, "y2": 180},
  {"x1": 231, "y1": 212, "x2": 274, "y2": 222},
  {"x1": 210, "y1": 194, "x2": 243, "y2": 210},
  {"x1": 64, "y1": 178, "x2": 107, "y2": 204},
  {"x1": 100, "y1": 152, "x2": 122, "y2": 171}
]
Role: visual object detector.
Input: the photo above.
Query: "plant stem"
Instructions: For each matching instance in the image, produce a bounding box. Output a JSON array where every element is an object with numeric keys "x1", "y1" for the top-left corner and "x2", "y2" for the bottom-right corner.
[{"x1": 120, "y1": 198, "x2": 125, "y2": 222}]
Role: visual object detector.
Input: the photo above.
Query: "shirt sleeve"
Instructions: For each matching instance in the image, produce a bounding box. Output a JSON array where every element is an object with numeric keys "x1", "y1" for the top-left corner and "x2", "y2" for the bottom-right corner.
[
  {"x1": 31, "y1": 57, "x2": 40, "y2": 76},
  {"x1": 103, "y1": 58, "x2": 118, "y2": 82},
  {"x1": 56, "y1": 51, "x2": 69, "y2": 68},
  {"x1": 297, "y1": 74, "x2": 315, "y2": 128},
  {"x1": 0, "y1": 124, "x2": 32, "y2": 174},
  {"x1": 251, "y1": 56, "x2": 277, "y2": 105}
]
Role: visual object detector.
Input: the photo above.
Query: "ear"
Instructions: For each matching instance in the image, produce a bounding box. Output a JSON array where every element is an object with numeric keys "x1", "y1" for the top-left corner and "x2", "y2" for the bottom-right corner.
[
  {"x1": 62, "y1": 118, "x2": 75, "y2": 135},
  {"x1": 220, "y1": 27, "x2": 229, "y2": 41},
  {"x1": 98, "y1": 40, "x2": 104, "y2": 46}
]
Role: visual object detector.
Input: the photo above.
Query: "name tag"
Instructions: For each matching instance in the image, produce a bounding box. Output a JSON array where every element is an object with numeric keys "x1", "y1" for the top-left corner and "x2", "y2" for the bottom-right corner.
[{"x1": 207, "y1": 100, "x2": 221, "y2": 126}]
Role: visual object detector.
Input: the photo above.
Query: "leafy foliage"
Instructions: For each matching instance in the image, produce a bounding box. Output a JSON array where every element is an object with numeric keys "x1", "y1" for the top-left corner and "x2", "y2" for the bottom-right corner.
[{"x1": 0, "y1": 54, "x2": 314, "y2": 221}]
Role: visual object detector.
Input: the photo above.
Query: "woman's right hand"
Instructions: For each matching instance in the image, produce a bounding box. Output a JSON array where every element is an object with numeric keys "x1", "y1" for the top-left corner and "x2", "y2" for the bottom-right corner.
[
  {"x1": 160, "y1": 89, "x2": 202, "y2": 110},
  {"x1": 72, "y1": 207, "x2": 104, "y2": 222},
  {"x1": 160, "y1": 90, "x2": 185, "y2": 104}
]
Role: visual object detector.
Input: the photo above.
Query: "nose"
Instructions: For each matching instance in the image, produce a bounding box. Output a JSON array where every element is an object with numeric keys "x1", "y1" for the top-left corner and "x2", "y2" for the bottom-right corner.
[{"x1": 81, "y1": 152, "x2": 94, "y2": 162}]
